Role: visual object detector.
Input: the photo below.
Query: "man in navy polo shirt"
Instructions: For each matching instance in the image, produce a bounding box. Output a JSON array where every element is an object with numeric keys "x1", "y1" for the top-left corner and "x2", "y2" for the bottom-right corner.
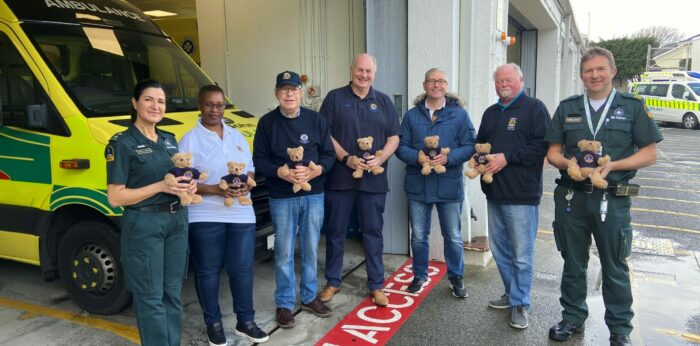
[{"x1": 318, "y1": 53, "x2": 400, "y2": 306}]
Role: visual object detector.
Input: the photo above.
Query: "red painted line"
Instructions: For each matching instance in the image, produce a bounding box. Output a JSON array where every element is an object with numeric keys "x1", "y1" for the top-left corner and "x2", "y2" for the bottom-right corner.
[{"x1": 316, "y1": 258, "x2": 447, "y2": 346}]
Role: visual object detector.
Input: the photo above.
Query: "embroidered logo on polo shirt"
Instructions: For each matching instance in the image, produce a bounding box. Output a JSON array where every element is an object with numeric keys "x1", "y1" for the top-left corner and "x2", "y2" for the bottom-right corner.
[
  {"x1": 368, "y1": 103, "x2": 378, "y2": 112},
  {"x1": 135, "y1": 148, "x2": 153, "y2": 155},
  {"x1": 507, "y1": 117, "x2": 517, "y2": 130},
  {"x1": 164, "y1": 139, "x2": 177, "y2": 150},
  {"x1": 565, "y1": 115, "x2": 582, "y2": 123},
  {"x1": 300, "y1": 134, "x2": 309, "y2": 144}
]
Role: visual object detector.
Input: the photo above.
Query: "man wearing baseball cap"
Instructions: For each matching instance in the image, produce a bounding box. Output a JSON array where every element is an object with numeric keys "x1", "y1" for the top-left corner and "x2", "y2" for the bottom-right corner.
[{"x1": 253, "y1": 71, "x2": 336, "y2": 328}]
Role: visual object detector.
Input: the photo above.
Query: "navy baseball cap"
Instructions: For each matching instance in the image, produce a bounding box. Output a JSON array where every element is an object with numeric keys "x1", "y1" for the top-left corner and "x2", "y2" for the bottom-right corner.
[{"x1": 276, "y1": 71, "x2": 302, "y2": 88}]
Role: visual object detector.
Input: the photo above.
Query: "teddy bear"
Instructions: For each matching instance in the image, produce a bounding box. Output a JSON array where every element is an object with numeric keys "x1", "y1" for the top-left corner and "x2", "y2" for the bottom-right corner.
[
  {"x1": 465, "y1": 143, "x2": 494, "y2": 183},
  {"x1": 350, "y1": 136, "x2": 385, "y2": 178},
  {"x1": 279, "y1": 146, "x2": 319, "y2": 193},
  {"x1": 567, "y1": 139, "x2": 610, "y2": 189},
  {"x1": 418, "y1": 135, "x2": 451, "y2": 175},
  {"x1": 164, "y1": 152, "x2": 208, "y2": 206},
  {"x1": 219, "y1": 162, "x2": 257, "y2": 206}
]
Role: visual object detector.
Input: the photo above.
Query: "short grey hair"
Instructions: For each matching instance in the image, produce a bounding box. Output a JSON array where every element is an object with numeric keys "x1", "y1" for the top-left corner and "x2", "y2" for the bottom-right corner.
[
  {"x1": 493, "y1": 63, "x2": 523, "y2": 80},
  {"x1": 580, "y1": 47, "x2": 616, "y2": 74},
  {"x1": 424, "y1": 68, "x2": 446, "y2": 82},
  {"x1": 351, "y1": 53, "x2": 377, "y2": 72}
]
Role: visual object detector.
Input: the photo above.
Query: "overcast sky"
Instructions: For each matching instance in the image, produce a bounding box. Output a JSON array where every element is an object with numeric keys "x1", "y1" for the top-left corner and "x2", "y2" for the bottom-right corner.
[{"x1": 569, "y1": 0, "x2": 700, "y2": 42}]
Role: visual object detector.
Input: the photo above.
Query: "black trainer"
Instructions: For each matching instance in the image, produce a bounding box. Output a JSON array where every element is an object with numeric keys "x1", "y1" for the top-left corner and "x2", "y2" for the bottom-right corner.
[
  {"x1": 609, "y1": 333, "x2": 632, "y2": 346},
  {"x1": 235, "y1": 321, "x2": 269, "y2": 343},
  {"x1": 448, "y1": 276, "x2": 468, "y2": 298},
  {"x1": 206, "y1": 321, "x2": 227, "y2": 346},
  {"x1": 549, "y1": 320, "x2": 585, "y2": 342},
  {"x1": 407, "y1": 277, "x2": 428, "y2": 293}
]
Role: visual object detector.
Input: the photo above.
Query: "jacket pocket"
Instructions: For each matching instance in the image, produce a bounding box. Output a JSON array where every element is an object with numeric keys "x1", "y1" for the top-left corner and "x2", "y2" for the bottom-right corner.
[
  {"x1": 404, "y1": 172, "x2": 424, "y2": 195},
  {"x1": 552, "y1": 221, "x2": 565, "y2": 258},
  {"x1": 436, "y1": 173, "x2": 462, "y2": 199}
]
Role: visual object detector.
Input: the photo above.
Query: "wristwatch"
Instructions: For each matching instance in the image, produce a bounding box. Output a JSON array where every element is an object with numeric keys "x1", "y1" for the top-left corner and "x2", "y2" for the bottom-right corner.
[{"x1": 341, "y1": 154, "x2": 350, "y2": 164}]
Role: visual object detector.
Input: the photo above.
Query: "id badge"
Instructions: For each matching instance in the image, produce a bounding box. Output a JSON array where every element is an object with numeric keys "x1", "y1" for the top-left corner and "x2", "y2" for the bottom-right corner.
[{"x1": 596, "y1": 144, "x2": 603, "y2": 156}]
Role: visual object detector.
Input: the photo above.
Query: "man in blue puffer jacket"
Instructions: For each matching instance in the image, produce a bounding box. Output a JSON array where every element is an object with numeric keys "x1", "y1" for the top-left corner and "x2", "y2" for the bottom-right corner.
[{"x1": 396, "y1": 67, "x2": 476, "y2": 298}]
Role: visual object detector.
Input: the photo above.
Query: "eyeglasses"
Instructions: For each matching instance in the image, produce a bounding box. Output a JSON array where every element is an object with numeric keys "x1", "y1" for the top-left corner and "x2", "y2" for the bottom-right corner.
[
  {"x1": 425, "y1": 79, "x2": 447, "y2": 86},
  {"x1": 202, "y1": 102, "x2": 226, "y2": 110},
  {"x1": 278, "y1": 86, "x2": 301, "y2": 94}
]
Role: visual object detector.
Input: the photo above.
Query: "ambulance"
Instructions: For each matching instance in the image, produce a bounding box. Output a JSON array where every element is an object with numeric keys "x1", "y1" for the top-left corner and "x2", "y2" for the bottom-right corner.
[
  {"x1": 0, "y1": 0, "x2": 270, "y2": 314},
  {"x1": 630, "y1": 71, "x2": 700, "y2": 129}
]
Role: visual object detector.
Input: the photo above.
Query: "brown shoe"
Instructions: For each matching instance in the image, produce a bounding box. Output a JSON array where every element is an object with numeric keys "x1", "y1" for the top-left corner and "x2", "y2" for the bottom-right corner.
[
  {"x1": 370, "y1": 289, "x2": 388, "y2": 307},
  {"x1": 301, "y1": 297, "x2": 332, "y2": 317},
  {"x1": 276, "y1": 307, "x2": 295, "y2": 328},
  {"x1": 319, "y1": 285, "x2": 341, "y2": 302}
]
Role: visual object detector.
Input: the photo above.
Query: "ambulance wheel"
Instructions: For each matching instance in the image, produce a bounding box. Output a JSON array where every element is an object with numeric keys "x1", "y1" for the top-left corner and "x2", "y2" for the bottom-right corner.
[
  {"x1": 58, "y1": 221, "x2": 131, "y2": 315},
  {"x1": 682, "y1": 113, "x2": 698, "y2": 129}
]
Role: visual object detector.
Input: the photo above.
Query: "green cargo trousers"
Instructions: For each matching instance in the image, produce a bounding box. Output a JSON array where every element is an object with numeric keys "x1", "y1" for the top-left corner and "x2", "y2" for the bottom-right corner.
[
  {"x1": 121, "y1": 208, "x2": 188, "y2": 346},
  {"x1": 552, "y1": 185, "x2": 634, "y2": 336}
]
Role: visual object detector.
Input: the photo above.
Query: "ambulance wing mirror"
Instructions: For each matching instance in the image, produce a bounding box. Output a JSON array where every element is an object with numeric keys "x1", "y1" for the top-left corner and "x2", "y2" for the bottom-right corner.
[
  {"x1": 683, "y1": 91, "x2": 695, "y2": 101},
  {"x1": 26, "y1": 104, "x2": 47, "y2": 128}
]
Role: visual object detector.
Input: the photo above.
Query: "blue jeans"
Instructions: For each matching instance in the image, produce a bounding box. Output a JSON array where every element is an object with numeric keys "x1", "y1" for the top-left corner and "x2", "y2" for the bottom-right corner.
[
  {"x1": 487, "y1": 202, "x2": 538, "y2": 308},
  {"x1": 188, "y1": 222, "x2": 256, "y2": 326},
  {"x1": 408, "y1": 199, "x2": 465, "y2": 279},
  {"x1": 270, "y1": 193, "x2": 324, "y2": 309}
]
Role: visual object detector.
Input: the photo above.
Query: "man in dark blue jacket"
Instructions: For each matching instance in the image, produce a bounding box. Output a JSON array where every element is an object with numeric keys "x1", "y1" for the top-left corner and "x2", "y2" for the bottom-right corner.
[
  {"x1": 396, "y1": 68, "x2": 476, "y2": 298},
  {"x1": 477, "y1": 63, "x2": 550, "y2": 330}
]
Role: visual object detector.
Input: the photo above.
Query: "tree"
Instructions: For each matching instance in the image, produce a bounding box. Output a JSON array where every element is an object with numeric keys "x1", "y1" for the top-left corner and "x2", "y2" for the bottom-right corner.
[
  {"x1": 632, "y1": 26, "x2": 683, "y2": 47},
  {"x1": 595, "y1": 36, "x2": 657, "y2": 82}
]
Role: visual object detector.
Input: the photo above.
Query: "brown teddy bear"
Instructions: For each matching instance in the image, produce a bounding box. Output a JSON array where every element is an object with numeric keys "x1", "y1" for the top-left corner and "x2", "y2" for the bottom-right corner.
[
  {"x1": 279, "y1": 146, "x2": 319, "y2": 193},
  {"x1": 567, "y1": 139, "x2": 610, "y2": 189},
  {"x1": 418, "y1": 135, "x2": 451, "y2": 175},
  {"x1": 219, "y1": 162, "x2": 256, "y2": 206},
  {"x1": 350, "y1": 136, "x2": 385, "y2": 178},
  {"x1": 465, "y1": 143, "x2": 494, "y2": 183},
  {"x1": 164, "y1": 152, "x2": 208, "y2": 205}
]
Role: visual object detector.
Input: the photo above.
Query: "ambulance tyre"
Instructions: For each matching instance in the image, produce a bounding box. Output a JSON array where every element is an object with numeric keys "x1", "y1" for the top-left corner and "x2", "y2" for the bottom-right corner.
[
  {"x1": 682, "y1": 113, "x2": 698, "y2": 129},
  {"x1": 58, "y1": 221, "x2": 131, "y2": 315}
]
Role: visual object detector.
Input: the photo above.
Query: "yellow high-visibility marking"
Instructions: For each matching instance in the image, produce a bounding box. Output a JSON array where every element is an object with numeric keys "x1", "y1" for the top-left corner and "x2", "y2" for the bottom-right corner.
[
  {"x1": 0, "y1": 296, "x2": 140, "y2": 344},
  {"x1": 632, "y1": 207, "x2": 700, "y2": 219},
  {"x1": 0, "y1": 132, "x2": 50, "y2": 147},
  {"x1": 654, "y1": 328, "x2": 700, "y2": 343},
  {"x1": 632, "y1": 223, "x2": 700, "y2": 235},
  {"x1": 0, "y1": 155, "x2": 34, "y2": 161}
]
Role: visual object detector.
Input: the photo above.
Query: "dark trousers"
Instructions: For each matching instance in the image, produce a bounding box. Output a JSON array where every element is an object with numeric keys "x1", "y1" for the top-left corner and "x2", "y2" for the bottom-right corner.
[
  {"x1": 121, "y1": 208, "x2": 188, "y2": 346},
  {"x1": 188, "y1": 222, "x2": 256, "y2": 326},
  {"x1": 325, "y1": 190, "x2": 387, "y2": 290},
  {"x1": 553, "y1": 185, "x2": 634, "y2": 336}
]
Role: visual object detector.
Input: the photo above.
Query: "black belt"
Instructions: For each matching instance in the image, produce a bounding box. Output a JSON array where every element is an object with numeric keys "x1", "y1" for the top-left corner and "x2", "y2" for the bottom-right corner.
[
  {"x1": 555, "y1": 178, "x2": 639, "y2": 196},
  {"x1": 127, "y1": 201, "x2": 181, "y2": 213}
]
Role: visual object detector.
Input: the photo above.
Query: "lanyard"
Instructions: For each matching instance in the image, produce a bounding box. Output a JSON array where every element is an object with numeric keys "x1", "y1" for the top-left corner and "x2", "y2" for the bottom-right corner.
[{"x1": 583, "y1": 89, "x2": 616, "y2": 140}]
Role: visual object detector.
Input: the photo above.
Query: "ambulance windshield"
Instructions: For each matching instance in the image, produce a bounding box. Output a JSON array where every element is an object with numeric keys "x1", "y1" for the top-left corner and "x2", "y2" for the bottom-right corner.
[
  {"x1": 688, "y1": 83, "x2": 700, "y2": 97},
  {"x1": 21, "y1": 23, "x2": 216, "y2": 117}
]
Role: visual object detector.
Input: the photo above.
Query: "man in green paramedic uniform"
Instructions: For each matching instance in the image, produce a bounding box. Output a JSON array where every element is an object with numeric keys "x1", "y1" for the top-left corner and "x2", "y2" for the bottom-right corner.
[
  {"x1": 545, "y1": 47, "x2": 662, "y2": 346},
  {"x1": 107, "y1": 80, "x2": 191, "y2": 346}
]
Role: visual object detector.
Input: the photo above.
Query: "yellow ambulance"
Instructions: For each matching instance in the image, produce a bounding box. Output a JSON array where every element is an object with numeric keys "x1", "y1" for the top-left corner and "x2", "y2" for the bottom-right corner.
[
  {"x1": 0, "y1": 0, "x2": 269, "y2": 314},
  {"x1": 631, "y1": 71, "x2": 700, "y2": 129}
]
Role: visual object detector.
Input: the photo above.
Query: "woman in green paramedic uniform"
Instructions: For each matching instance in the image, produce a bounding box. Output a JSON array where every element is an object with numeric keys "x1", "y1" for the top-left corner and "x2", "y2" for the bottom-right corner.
[{"x1": 106, "y1": 80, "x2": 194, "y2": 346}]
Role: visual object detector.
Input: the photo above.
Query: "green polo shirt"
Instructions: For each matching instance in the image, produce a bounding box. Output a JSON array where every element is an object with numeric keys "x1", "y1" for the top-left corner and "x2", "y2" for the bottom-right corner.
[
  {"x1": 105, "y1": 125, "x2": 179, "y2": 208},
  {"x1": 545, "y1": 92, "x2": 663, "y2": 184}
]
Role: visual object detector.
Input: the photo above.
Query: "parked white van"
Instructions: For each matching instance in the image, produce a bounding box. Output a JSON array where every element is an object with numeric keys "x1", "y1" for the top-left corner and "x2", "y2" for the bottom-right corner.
[{"x1": 631, "y1": 71, "x2": 700, "y2": 129}]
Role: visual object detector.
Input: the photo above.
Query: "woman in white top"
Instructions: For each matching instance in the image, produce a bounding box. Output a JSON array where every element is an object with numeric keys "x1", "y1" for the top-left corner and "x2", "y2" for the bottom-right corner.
[{"x1": 178, "y1": 85, "x2": 268, "y2": 345}]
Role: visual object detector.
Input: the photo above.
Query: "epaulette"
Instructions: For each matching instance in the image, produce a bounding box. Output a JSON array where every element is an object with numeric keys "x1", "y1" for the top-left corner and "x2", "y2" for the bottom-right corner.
[
  {"x1": 620, "y1": 92, "x2": 644, "y2": 102},
  {"x1": 157, "y1": 128, "x2": 176, "y2": 138},
  {"x1": 561, "y1": 94, "x2": 582, "y2": 103},
  {"x1": 108, "y1": 131, "x2": 126, "y2": 142}
]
